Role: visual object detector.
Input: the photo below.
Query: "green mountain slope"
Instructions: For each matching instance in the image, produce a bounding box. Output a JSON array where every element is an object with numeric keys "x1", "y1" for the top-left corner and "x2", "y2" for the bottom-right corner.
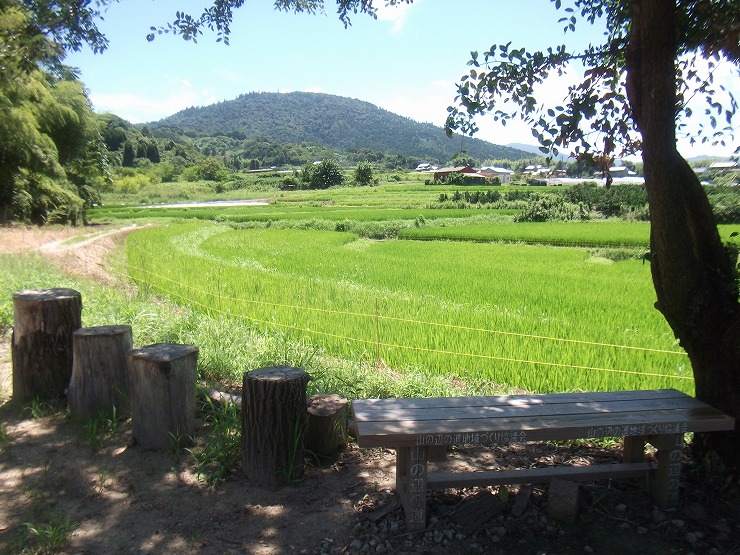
[{"x1": 150, "y1": 91, "x2": 531, "y2": 162}]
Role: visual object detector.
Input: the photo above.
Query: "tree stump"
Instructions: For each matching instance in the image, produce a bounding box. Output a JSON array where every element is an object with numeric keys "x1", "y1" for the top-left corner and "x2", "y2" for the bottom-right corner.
[
  {"x1": 127, "y1": 343, "x2": 198, "y2": 449},
  {"x1": 241, "y1": 366, "x2": 310, "y2": 487},
  {"x1": 548, "y1": 479, "x2": 581, "y2": 523},
  {"x1": 67, "y1": 325, "x2": 133, "y2": 421},
  {"x1": 12, "y1": 288, "x2": 82, "y2": 401},
  {"x1": 305, "y1": 393, "x2": 348, "y2": 459}
]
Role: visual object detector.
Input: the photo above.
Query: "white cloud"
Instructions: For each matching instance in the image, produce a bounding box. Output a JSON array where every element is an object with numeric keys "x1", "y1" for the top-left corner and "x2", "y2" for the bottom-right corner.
[
  {"x1": 88, "y1": 82, "x2": 219, "y2": 122},
  {"x1": 370, "y1": 66, "x2": 581, "y2": 149},
  {"x1": 375, "y1": 1, "x2": 418, "y2": 33}
]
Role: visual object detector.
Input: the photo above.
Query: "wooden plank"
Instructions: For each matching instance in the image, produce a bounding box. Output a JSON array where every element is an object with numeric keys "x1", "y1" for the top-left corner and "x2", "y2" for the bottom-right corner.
[
  {"x1": 357, "y1": 405, "x2": 734, "y2": 447},
  {"x1": 354, "y1": 407, "x2": 734, "y2": 447},
  {"x1": 425, "y1": 462, "x2": 655, "y2": 489},
  {"x1": 352, "y1": 389, "x2": 687, "y2": 413},
  {"x1": 355, "y1": 394, "x2": 683, "y2": 419},
  {"x1": 355, "y1": 413, "x2": 734, "y2": 444},
  {"x1": 356, "y1": 406, "x2": 733, "y2": 437},
  {"x1": 353, "y1": 396, "x2": 711, "y2": 424}
]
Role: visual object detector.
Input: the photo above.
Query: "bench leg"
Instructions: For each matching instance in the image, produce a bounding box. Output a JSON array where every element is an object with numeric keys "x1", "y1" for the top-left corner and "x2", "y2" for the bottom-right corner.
[
  {"x1": 650, "y1": 433, "x2": 683, "y2": 508},
  {"x1": 396, "y1": 446, "x2": 428, "y2": 532},
  {"x1": 623, "y1": 435, "x2": 647, "y2": 463},
  {"x1": 623, "y1": 435, "x2": 649, "y2": 490}
]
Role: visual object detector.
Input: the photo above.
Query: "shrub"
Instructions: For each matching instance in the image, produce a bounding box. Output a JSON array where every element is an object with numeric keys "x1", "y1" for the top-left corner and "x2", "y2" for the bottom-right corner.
[
  {"x1": 353, "y1": 162, "x2": 375, "y2": 187},
  {"x1": 180, "y1": 166, "x2": 200, "y2": 182},
  {"x1": 514, "y1": 193, "x2": 589, "y2": 222},
  {"x1": 709, "y1": 192, "x2": 740, "y2": 223},
  {"x1": 114, "y1": 174, "x2": 151, "y2": 194},
  {"x1": 199, "y1": 159, "x2": 229, "y2": 182},
  {"x1": 154, "y1": 162, "x2": 179, "y2": 183},
  {"x1": 305, "y1": 159, "x2": 344, "y2": 189},
  {"x1": 564, "y1": 183, "x2": 648, "y2": 217},
  {"x1": 282, "y1": 176, "x2": 299, "y2": 188}
]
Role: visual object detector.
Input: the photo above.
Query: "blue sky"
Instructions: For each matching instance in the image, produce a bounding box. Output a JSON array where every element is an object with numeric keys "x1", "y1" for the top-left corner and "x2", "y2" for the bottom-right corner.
[{"x1": 66, "y1": 0, "x2": 737, "y2": 158}]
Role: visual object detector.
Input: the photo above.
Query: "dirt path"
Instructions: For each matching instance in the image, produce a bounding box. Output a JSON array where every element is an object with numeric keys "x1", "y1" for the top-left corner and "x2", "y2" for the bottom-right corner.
[
  {"x1": 1, "y1": 224, "x2": 738, "y2": 555},
  {"x1": 0, "y1": 223, "x2": 148, "y2": 284}
]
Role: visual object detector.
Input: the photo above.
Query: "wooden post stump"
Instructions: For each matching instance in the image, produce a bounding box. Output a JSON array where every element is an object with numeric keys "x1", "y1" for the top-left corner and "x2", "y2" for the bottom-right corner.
[
  {"x1": 127, "y1": 343, "x2": 198, "y2": 449},
  {"x1": 241, "y1": 366, "x2": 310, "y2": 487},
  {"x1": 305, "y1": 393, "x2": 348, "y2": 459},
  {"x1": 548, "y1": 479, "x2": 581, "y2": 523},
  {"x1": 12, "y1": 288, "x2": 82, "y2": 401},
  {"x1": 68, "y1": 325, "x2": 133, "y2": 421}
]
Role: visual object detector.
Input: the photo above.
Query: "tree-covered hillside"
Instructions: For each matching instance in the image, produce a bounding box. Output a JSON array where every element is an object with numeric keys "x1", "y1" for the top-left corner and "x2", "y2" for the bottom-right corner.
[{"x1": 150, "y1": 92, "x2": 530, "y2": 162}]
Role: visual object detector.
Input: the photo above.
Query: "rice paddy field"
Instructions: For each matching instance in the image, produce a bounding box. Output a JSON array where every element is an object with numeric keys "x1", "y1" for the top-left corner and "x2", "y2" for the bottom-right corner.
[
  {"x1": 399, "y1": 221, "x2": 651, "y2": 247},
  {"x1": 90, "y1": 204, "x2": 505, "y2": 224},
  {"x1": 124, "y1": 220, "x2": 693, "y2": 395}
]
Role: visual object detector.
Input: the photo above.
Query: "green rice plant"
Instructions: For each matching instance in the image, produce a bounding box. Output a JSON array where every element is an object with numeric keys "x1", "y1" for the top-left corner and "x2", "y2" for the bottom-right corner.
[
  {"x1": 89, "y1": 203, "x2": 483, "y2": 227},
  {"x1": 125, "y1": 222, "x2": 691, "y2": 396},
  {"x1": 399, "y1": 220, "x2": 651, "y2": 247}
]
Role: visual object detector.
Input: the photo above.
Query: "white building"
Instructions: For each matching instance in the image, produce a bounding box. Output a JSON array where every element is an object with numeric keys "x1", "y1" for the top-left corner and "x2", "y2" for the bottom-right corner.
[{"x1": 479, "y1": 166, "x2": 514, "y2": 183}]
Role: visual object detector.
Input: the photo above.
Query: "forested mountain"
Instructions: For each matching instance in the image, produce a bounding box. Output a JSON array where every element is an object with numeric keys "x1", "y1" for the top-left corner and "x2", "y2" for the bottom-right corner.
[{"x1": 150, "y1": 92, "x2": 530, "y2": 163}]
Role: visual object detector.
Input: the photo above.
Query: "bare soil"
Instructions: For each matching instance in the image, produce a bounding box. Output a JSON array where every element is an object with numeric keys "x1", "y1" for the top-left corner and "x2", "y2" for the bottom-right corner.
[{"x1": 0, "y1": 224, "x2": 738, "y2": 555}]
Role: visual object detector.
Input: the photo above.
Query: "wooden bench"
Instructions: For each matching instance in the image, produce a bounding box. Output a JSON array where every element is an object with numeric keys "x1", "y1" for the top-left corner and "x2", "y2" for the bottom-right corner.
[{"x1": 351, "y1": 388, "x2": 735, "y2": 532}]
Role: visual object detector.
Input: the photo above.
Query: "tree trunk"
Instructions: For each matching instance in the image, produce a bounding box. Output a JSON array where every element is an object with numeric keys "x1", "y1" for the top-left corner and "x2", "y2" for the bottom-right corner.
[
  {"x1": 67, "y1": 325, "x2": 133, "y2": 421},
  {"x1": 627, "y1": 0, "x2": 740, "y2": 468},
  {"x1": 305, "y1": 393, "x2": 348, "y2": 458},
  {"x1": 11, "y1": 288, "x2": 82, "y2": 401},
  {"x1": 241, "y1": 366, "x2": 310, "y2": 487},
  {"x1": 127, "y1": 343, "x2": 198, "y2": 449}
]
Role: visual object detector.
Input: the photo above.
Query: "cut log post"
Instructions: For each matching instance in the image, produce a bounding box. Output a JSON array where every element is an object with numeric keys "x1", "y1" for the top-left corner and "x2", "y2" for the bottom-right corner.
[
  {"x1": 68, "y1": 325, "x2": 133, "y2": 421},
  {"x1": 241, "y1": 366, "x2": 310, "y2": 487},
  {"x1": 127, "y1": 343, "x2": 198, "y2": 449},
  {"x1": 12, "y1": 288, "x2": 82, "y2": 401},
  {"x1": 305, "y1": 393, "x2": 348, "y2": 459},
  {"x1": 548, "y1": 479, "x2": 581, "y2": 523}
]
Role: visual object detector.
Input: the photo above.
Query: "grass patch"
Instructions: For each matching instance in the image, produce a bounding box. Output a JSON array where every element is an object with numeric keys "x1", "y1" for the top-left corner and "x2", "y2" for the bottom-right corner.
[
  {"x1": 21, "y1": 514, "x2": 76, "y2": 554},
  {"x1": 188, "y1": 392, "x2": 241, "y2": 485}
]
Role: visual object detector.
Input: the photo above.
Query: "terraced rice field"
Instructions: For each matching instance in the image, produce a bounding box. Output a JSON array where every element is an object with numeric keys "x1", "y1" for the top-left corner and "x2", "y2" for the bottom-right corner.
[{"x1": 125, "y1": 221, "x2": 691, "y2": 394}]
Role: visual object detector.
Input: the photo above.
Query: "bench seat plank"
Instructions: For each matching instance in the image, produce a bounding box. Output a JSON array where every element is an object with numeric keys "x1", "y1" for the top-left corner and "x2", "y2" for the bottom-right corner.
[
  {"x1": 355, "y1": 406, "x2": 733, "y2": 448},
  {"x1": 354, "y1": 397, "x2": 716, "y2": 425},
  {"x1": 354, "y1": 388, "x2": 688, "y2": 412},
  {"x1": 353, "y1": 389, "x2": 734, "y2": 448}
]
